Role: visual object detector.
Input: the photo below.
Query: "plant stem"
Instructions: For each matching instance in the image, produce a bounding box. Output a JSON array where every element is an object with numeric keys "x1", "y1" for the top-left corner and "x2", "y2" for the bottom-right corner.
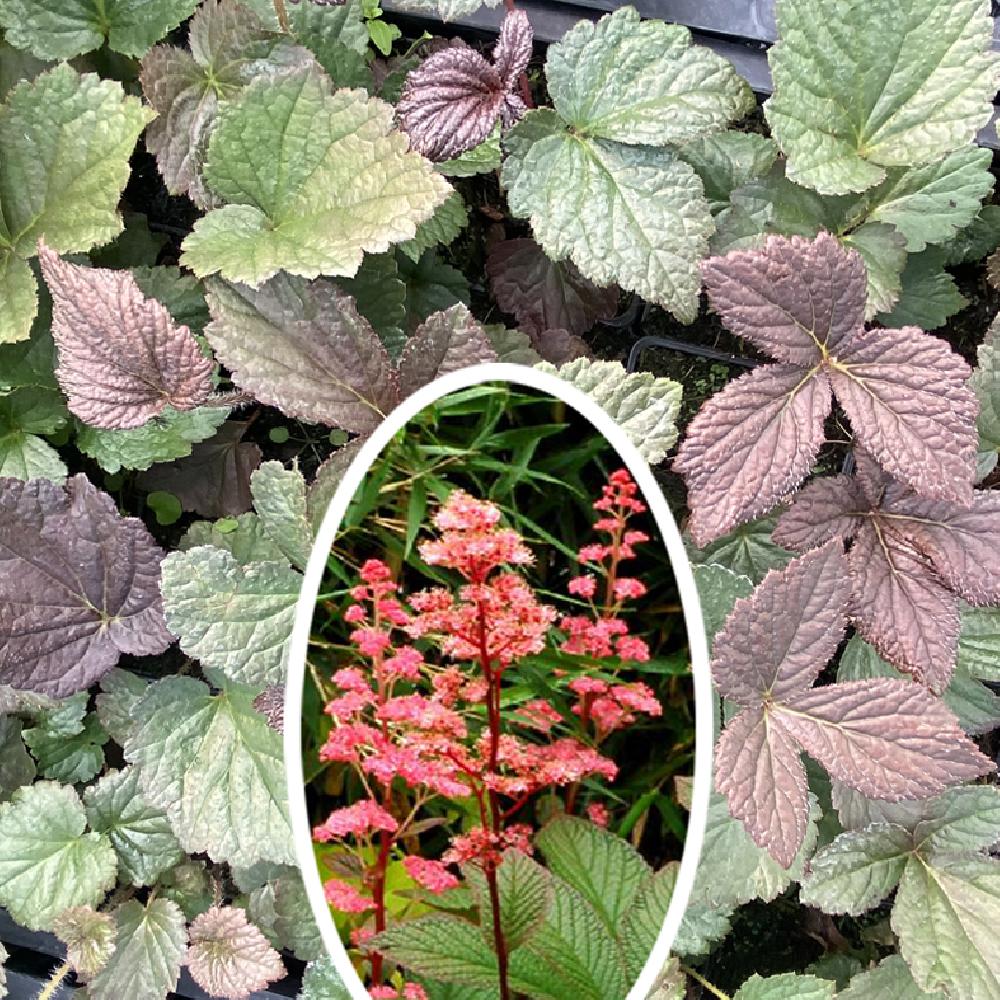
[
  {"x1": 37, "y1": 962, "x2": 71, "y2": 1000},
  {"x1": 680, "y1": 965, "x2": 731, "y2": 1000},
  {"x1": 485, "y1": 861, "x2": 511, "y2": 1000},
  {"x1": 273, "y1": 0, "x2": 289, "y2": 32}
]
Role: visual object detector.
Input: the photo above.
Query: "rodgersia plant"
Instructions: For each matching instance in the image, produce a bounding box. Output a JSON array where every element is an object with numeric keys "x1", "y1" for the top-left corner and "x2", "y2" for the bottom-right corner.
[{"x1": 311, "y1": 472, "x2": 663, "y2": 996}]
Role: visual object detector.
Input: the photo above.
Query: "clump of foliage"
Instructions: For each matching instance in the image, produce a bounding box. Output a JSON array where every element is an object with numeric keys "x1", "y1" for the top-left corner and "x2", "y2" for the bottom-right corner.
[{"x1": 0, "y1": 0, "x2": 997, "y2": 995}]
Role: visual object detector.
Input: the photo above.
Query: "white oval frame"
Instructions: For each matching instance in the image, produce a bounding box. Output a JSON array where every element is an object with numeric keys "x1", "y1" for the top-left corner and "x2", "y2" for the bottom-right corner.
[{"x1": 285, "y1": 362, "x2": 712, "y2": 1000}]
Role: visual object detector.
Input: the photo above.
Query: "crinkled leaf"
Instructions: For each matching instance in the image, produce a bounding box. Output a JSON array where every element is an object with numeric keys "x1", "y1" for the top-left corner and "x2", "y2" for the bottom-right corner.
[
  {"x1": 690, "y1": 516, "x2": 793, "y2": 584},
  {"x1": 959, "y1": 605, "x2": 1000, "y2": 681},
  {"x1": 22, "y1": 710, "x2": 107, "y2": 784},
  {"x1": 250, "y1": 462, "x2": 312, "y2": 571},
  {"x1": 253, "y1": 685, "x2": 285, "y2": 734},
  {"x1": 535, "y1": 815, "x2": 650, "y2": 933},
  {"x1": 338, "y1": 252, "x2": 407, "y2": 358},
  {"x1": 0, "y1": 475, "x2": 171, "y2": 695},
  {"x1": 839, "y1": 956, "x2": 944, "y2": 1000},
  {"x1": 390, "y1": 0, "x2": 502, "y2": 22},
  {"x1": 187, "y1": 906, "x2": 286, "y2": 1000},
  {"x1": 841, "y1": 222, "x2": 908, "y2": 319},
  {"x1": 298, "y1": 958, "x2": 352, "y2": 1000},
  {"x1": 160, "y1": 860, "x2": 214, "y2": 921},
  {"x1": 945, "y1": 203, "x2": 1000, "y2": 266},
  {"x1": 437, "y1": 125, "x2": 502, "y2": 177},
  {"x1": 397, "y1": 304, "x2": 498, "y2": 398},
  {"x1": 912, "y1": 786, "x2": 1000, "y2": 855},
  {"x1": 0, "y1": 781, "x2": 116, "y2": 930},
  {"x1": 486, "y1": 238, "x2": 618, "y2": 337},
  {"x1": 137, "y1": 419, "x2": 262, "y2": 518},
  {"x1": 765, "y1": 0, "x2": 999, "y2": 194},
  {"x1": 545, "y1": 7, "x2": 752, "y2": 146},
  {"x1": 84, "y1": 767, "x2": 184, "y2": 887},
  {"x1": 88, "y1": 898, "x2": 187, "y2": 1000},
  {"x1": 893, "y1": 855, "x2": 1000, "y2": 1000},
  {"x1": 124, "y1": 675, "x2": 293, "y2": 867},
  {"x1": 536, "y1": 358, "x2": 681, "y2": 465},
  {"x1": 0, "y1": 65, "x2": 153, "y2": 342},
  {"x1": 973, "y1": 315, "x2": 1000, "y2": 452},
  {"x1": 398, "y1": 11, "x2": 531, "y2": 161},
  {"x1": 374, "y1": 915, "x2": 500, "y2": 987},
  {"x1": 692, "y1": 563, "x2": 753, "y2": 643},
  {"x1": 677, "y1": 132, "x2": 779, "y2": 213},
  {"x1": 877, "y1": 248, "x2": 968, "y2": 332},
  {"x1": 141, "y1": 0, "x2": 316, "y2": 208},
  {"x1": 734, "y1": 974, "x2": 836, "y2": 1000},
  {"x1": 0, "y1": 390, "x2": 67, "y2": 482},
  {"x1": 503, "y1": 109, "x2": 713, "y2": 321},
  {"x1": 399, "y1": 190, "x2": 469, "y2": 263},
  {"x1": 289, "y1": 0, "x2": 371, "y2": 90},
  {"x1": 476, "y1": 850, "x2": 553, "y2": 952},
  {"x1": 0, "y1": 718, "x2": 35, "y2": 802},
  {"x1": 162, "y1": 547, "x2": 300, "y2": 687},
  {"x1": 53, "y1": 906, "x2": 115, "y2": 982},
  {"x1": 205, "y1": 276, "x2": 398, "y2": 434},
  {"x1": 487, "y1": 326, "x2": 544, "y2": 365},
  {"x1": 77, "y1": 405, "x2": 229, "y2": 474},
  {"x1": 180, "y1": 513, "x2": 287, "y2": 566},
  {"x1": 800, "y1": 825, "x2": 911, "y2": 915},
  {"x1": 182, "y1": 65, "x2": 450, "y2": 284},
  {"x1": 0, "y1": 0, "x2": 199, "y2": 59},
  {"x1": 38, "y1": 243, "x2": 213, "y2": 429},
  {"x1": 397, "y1": 249, "x2": 471, "y2": 332},
  {"x1": 308, "y1": 441, "x2": 364, "y2": 534}
]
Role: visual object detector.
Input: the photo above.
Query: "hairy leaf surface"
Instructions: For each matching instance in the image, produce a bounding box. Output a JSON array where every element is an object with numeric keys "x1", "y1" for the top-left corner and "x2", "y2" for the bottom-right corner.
[{"x1": 53, "y1": 906, "x2": 115, "y2": 982}]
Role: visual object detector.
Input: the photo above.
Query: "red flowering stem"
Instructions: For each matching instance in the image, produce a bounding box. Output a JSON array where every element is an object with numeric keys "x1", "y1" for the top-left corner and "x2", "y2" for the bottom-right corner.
[{"x1": 370, "y1": 824, "x2": 393, "y2": 984}]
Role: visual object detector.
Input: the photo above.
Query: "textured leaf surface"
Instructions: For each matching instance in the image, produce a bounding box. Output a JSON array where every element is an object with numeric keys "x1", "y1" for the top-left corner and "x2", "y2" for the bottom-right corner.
[
  {"x1": 973, "y1": 316, "x2": 1000, "y2": 451},
  {"x1": 137, "y1": 419, "x2": 262, "y2": 518},
  {"x1": 839, "y1": 956, "x2": 944, "y2": 1000},
  {"x1": 536, "y1": 815, "x2": 650, "y2": 933},
  {"x1": 0, "y1": 0, "x2": 199, "y2": 58},
  {"x1": 22, "y1": 707, "x2": 106, "y2": 784},
  {"x1": 478, "y1": 851, "x2": 553, "y2": 952},
  {"x1": 0, "y1": 782, "x2": 116, "y2": 930},
  {"x1": 502, "y1": 109, "x2": 713, "y2": 321},
  {"x1": 486, "y1": 238, "x2": 618, "y2": 337},
  {"x1": 141, "y1": 0, "x2": 315, "y2": 207},
  {"x1": 677, "y1": 132, "x2": 778, "y2": 213},
  {"x1": 0, "y1": 475, "x2": 171, "y2": 695},
  {"x1": 765, "y1": 0, "x2": 999, "y2": 194},
  {"x1": 893, "y1": 856, "x2": 1000, "y2": 1000},
  {"x1": 734, "y1": 974, "x2": 835, "y2": 1000},
  {"x1": 398, "y1": 250, "x2": 471, "y2": 332},
  {"x1": 546, "y1": 7, "x2": 751, "y2": 146},
  {"x1": 161, "y1": 547, "x2": 300, "y2": 687},
  {"x1": 53, "y1": 906, "x2": 115, "y2": 982},
  {"x1": 690, "y1": 516, "x2": 792, "y2": 584},
  {"x1": 83, "y1": 767, "x2": 183, "y2": 887},
  {"x1": 187, "y1": 906, "x2": 286, "y2": 1000},
  {"x1": 877, "y1": 249, "x2": 968, "y2": 332},
  {"x1": 125, "y1": 676, "x2": 293, "y2": 867},
  {"x1": 0, "y1": 65, "x2": 152, "y2": 342},
  {"x1": 180, "y1": 514, "x2": 286, "y2": 566},
  {"x1": 250, "y1": 463, "x2": 312, "y2": 571},
  {"x1": 536, "y1": 358, "x2": 681, "y2": 465},
  {"x1": 399, "y1": 190, "x2": 469, "y2": 263},
  {"x1": 390, "y1": 0, "x2": 502, "y2": 22},
  {"x1": 182, "y1": 66, "x2": 450, "y2": 284},
  {"x1": 692, "y1": 563, "x2": 753, "y2": 643},
  {"x1": 374, "y1": 915, "x2": 499, "y2": 986},
  {"x1": 205, "y1": 276, "x2": 398, "y2": 433},
  {"x1": 38, "y1": 243, "x2": 213, "y2": 429},
  {"x1": 338, "y1": 252, "x2": 407, "y2": 357},
  {"x1": 88, "y1": 898, "x2": 187, "y2": 1000},
  {"x1": 911, "y1": 786, "x2": 1000, "y2": 855},
  {"x1": 398, "y1": 10, "x2": 531, "y2": 161},
  {"x1": 0, "y1": 391, "x2": 66, "y2": 482}
]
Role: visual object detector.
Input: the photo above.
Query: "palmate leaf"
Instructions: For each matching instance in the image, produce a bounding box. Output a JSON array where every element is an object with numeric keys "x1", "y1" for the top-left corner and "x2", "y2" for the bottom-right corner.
[
  {"x1": 398, "y1": 10, "x2": 532, "y2": 161},
  {"x1": 161, "y1": 546, "x2": 301, "y2": 687},
  {"x1": 141, "y1": 0, "x2": 316, "y2": 208},
  {"x1": 689, "y1": 515, "x2": 793, "y2": 584},
  {"x1": 675, "y1": 233, "x2": 979, "y2": 545},
  {"x1": 187, "y1": 906, "x2": 286, "y2": 1000},
  {"x1": 486, "y1": 238, "x2": 618, "y2": 338},
  {"x1": 536, "y1": 358, "x2": 681, "y2": 465},
  {"x1": 0, "y1": 0, "x2": 199, "y2": 59},
  {"x1": 53, "y1": 906, "x2": 115, "y2": 982},
  {"x1": 474, "y1": 851, "x2": 553, "y2": 952},
  {"x1": 0, "y1": 782, "x2": 117, "y2": 931},
  {"x1": 0, "y1": 65, "x2": 153, "y2": 343},
  {"x1": 38, "y1": 243, "x2": 214, "y2": 430},
  {"x1": 713, "y1": 544, "x2": 991, "y2": 867},
  {"x1": 181, "y1": 65, "x2": 451, "y2": 285},
  {"x1": 765, "y1": 0, "x2": 999, "y2": 195},
  {"x1": 0, "y1": 475, "x2": 172, "y2": 696},
  {"x1": 87, "y1": 898, "x2": 187, "y2": 1000},
  {"x1": 124, "y1": 675, "x2": 294, "y2": 868},
  {"x1": 775, "y1": 454, "x2": 1000, "y2": 690}
]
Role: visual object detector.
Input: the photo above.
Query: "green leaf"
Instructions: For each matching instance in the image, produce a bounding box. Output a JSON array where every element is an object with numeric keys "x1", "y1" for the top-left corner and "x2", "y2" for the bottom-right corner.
[
  {"x1": 911, "y1": 786, "x2": 1000, "y2": 855},
  {"x1": 734, "y1": 973, "x2": 836, "y2": 1000},
  {"x1": 147, "y1": 490, "x2": 183, "y2": 527},
  {"x1": 250, "y1": 462, "x2": 313, "y2": 571},
  {"x1": 766, "y1": 0, "x2": 999, "y2": 195},
  {"x1": 535, "y1": 815, "x2": 650, "y2": 933},
  {"x1": 800, "y1": 825, "x2": 911, "y2": 915},
  {"x1": 0, "y1": 65, "x2": 153, "y2": 343},
  {"x1": 437, "y1": 125, "x2": 502, "y2": 177},
  {"x1": 179, "y1": 513, "x2": 288, "y2": 566},
  {"x1": 0, "y1": 36, "x2": 50, "y2": 101},
  {"x1": 290, "y1": 0, "x2": 371, "y2": 89},
  {"x1": 0, "y1": 717, "x2": 35, "y2": 802},
  {"x1": 692, "y1": 564, "x2": 753, "y2": 642},
  {"x1": 374, "y1": 915, "x2": 499, "y2": 987},
  {"x1": 161, "y1": 547, "x2": 301, "y2": 687},
  {"x1": 877, "y1": 248, "x2": 968, "y2": 331},
  {"x1": 94, "y1": 669, "x2": 149, "y2": 746},
  {"x1": 689, "y1": 515, "x2": 792, "y2": 584},
  {"x1": 22, "y1": 709, "x2": 107, "y2": 783},
  {"x1": 339, "y1": 251, "x2": 408, "y2": 357},
  {"x1": 863, "y1": 148, "x2": 994, "y2": 252},
  {"x1": 53, "y1": 905, "x2": 115, "y2": 982},
  {"x1": 76, "y1": 405, "x2": 229, "y2": 473},
  {"x1": 0, "y1": 0, "x2": 199, "y2": 58},
  {"x1": 840, "y1": 956, "x2": 945, "y2": 1000},
  {"x1": 0, "y1": 781, "x2": 117, "y2": 931},
  {"x1": 367, "y1": 17, "x2": 399, "y2": 56},
  {"x1": 972, "y1": 318, "x2": 1000, "y2": 453},
  {"x1": 477, "y1": 850, "x2": 553, "y2": 952},
  {"x1": 503, "y1": 109, "x2": 713, "y2": 321},
  {"x1": 90, "y1": 211, "x2": 168, "y2": 269},
  {"x1": 259, "y1": 870, "x2": 324, "y2": 962},
  {"x1": 397, "y1": 249, "x2": 471, "y2": 333},
  {"x1": 943, "y1": 203, "x2": 1000, "y2": 265},
  {"x1": 677, "y1": 132, "x2": 779, "y2": 213},
  {"x1": 388, "y1": 0, "x2": 501, "y2": 22},
  {"x1": 83, "y1": 767, "x2": 184, "y2": 887},
  {"x1": 125, "y1": 675, "x2": 293, "y2": 867},
  {"x1": 0, "y1": 390, "x2": 67, "y2": 481},
  {"x1": 182, "y1": 65, "x2": 450, "y2": 284},
  {"x1": 399, "y1": 189, "x2": 469, "y2": 263},
  {"x1": 535, "y1": 358, "x2": 682, "y2": 464},
  {"x1": 893, "y1": 855, "x2": 1000, "y2": 1000},
  {"x1": 87, "y1": 898, "x2": 187, "y2": 1000},
  {"x1": 299, "y1": 957, "x2": 353, "y2": 1000},
  {"x1": 545, "y1": 7, "x2": 752, "y2": 146},
  {"x1": 840, "y1": 222, "x2": 907, "y2": 319},
  {"x1": 159, "y1": 860, "x2": 214, "y2": 921},
  {"x1": 132, "y1": 266, "x2": 210, "y2": 335}
]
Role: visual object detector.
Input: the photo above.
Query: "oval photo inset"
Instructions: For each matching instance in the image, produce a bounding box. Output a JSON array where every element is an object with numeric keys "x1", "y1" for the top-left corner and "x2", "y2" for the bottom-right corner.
[{"x1": 286, "y1": 364, "x2": 712, "y2": 1000}]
